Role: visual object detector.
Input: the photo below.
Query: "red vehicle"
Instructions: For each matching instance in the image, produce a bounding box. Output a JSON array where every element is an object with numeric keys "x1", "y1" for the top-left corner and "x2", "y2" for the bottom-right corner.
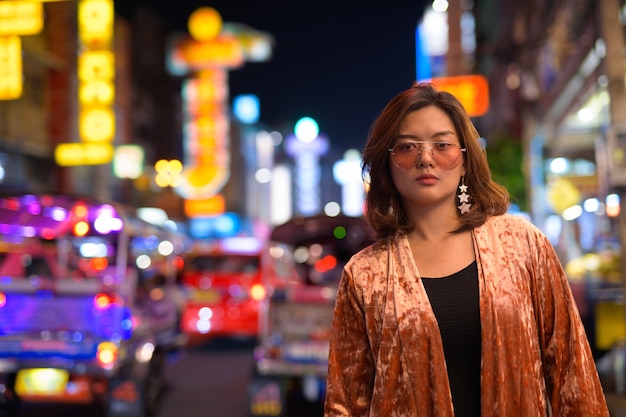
[{"x1": 180, "y1": 237, "x2": 266, "y2": 342}]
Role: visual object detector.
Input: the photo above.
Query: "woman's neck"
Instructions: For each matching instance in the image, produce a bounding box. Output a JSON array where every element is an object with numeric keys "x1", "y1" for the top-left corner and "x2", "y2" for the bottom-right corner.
[{"x1": 406, "y1": 206, "x2": 461, "y2": 242}]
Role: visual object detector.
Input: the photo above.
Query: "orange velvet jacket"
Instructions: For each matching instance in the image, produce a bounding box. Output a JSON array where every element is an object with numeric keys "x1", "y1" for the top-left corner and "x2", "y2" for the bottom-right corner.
[{"x1": 324, "y1": 214, "x2": 609, "y2": 416}]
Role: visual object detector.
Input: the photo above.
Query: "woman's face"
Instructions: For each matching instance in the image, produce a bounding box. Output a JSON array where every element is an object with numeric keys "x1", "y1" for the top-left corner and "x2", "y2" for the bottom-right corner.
[{"x1": 390, "y1": 106, "x2": 465, "y2": 213}]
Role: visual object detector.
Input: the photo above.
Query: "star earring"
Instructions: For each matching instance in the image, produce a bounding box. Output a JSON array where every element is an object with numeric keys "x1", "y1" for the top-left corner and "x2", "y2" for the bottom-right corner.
[{"x1": 458, "y1": 177, "x2": 471, "y2": 214}]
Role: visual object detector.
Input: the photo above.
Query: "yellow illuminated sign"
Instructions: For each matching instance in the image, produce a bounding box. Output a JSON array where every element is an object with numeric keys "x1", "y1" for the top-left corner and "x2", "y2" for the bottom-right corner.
[
  {"x1": 178, "y1": 165, "x2": 229, "y2": 200},
  {"x1": 77, "y1": 50, "x2": 115, "y2": 107},
  {"x1": 184, "y1": 195, "x2": 225, "y2": 218},
  {"x1": 0, "y1": 2, "x2": 43, "y2": 36},
  {"x1": 78, "y1": 0, "x2": 115, "y2": 145},
  {"x1": 78, "y1": 51, "x2": 115, "y2": 81},
  {"x1": 78, "y1": 0, "x2": 113, "y2": 47},
  {"x1": 56, "y1": 0, "x2": 116, "y2": 164},
  {"x1": 0, "y1": 36, "x2": 22, "y2": 100},
  {"x1": 79, "y1": 107, "x2": 115, "y2": 142},
  {"x1": 188, "y1": 7, "x2": 222, "y2": 42},
  {"x1": 55, "y1": 143, "x2": 114, "y2": 166},
  {"x1": 79, "y1": 79, "x2": 114, "y2": 105},
  {"x1": 175, "y1": 69, "x2": 230, "y2": 199},
  {"x1": 170, "y1": 36, "x2": 244, "y2": 72},
  {"x1": 154, "y1": 159, "x2": 183, "y2": 188}
]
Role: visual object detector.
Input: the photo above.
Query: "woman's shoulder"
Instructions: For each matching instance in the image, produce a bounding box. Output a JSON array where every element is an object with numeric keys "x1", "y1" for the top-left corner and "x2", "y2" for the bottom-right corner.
[
  {"x1": 484, "y1": 213, "x2": 539, "y2": 232},
  {"x1": 350, "y1": 238, "x2": 387, "y2": 258},
  {"x1": 345, "y1": 238, "x2": 389, "y2": 268},
  {"x1": 342, "y1": 239, "x2": 392, "y2": 293},
  {"x1": 481, "y1": 213, "x2": 548, "y2": 244}
]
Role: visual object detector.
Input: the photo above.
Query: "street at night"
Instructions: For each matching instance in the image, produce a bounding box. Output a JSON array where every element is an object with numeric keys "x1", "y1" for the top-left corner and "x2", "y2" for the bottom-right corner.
[
  {"x1": 3, "y1": 0, "x2": 626, "y2": 415},
  {"x1": 18, "y1": 337, "x2": 325, "y2": 417}
]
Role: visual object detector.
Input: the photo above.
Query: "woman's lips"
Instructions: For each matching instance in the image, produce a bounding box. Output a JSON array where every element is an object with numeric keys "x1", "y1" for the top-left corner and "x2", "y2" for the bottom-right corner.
[{"x1": 416, "y1": 174, "x2": 438, "y2": 185}]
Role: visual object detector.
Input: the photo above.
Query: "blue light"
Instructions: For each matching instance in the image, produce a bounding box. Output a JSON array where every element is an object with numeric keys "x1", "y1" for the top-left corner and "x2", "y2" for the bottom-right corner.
[
  {"x1": 233, "y1": 94, "x2": 260, "y2": 124},
  {"x1": 188, "y1": 213, "x2": 241, "y2": 239},
  {"x1": 213, "y1": 213, "x2": 239, "y2": 236},
  {"x1": 415, "y1": 25, "x2": 431, "y2": 81}
]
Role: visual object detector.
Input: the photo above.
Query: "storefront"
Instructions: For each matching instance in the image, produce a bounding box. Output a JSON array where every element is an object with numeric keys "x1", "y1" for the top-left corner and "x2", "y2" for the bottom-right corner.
[{"x1": 523, "y1": 0, "x2": 626, "y2": 355}]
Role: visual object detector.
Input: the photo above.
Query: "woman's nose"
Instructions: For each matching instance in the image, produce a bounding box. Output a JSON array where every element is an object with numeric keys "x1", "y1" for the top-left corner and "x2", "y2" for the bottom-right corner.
[{"x1": 417, "y1": 146, "x2": 434, "y2": 167}]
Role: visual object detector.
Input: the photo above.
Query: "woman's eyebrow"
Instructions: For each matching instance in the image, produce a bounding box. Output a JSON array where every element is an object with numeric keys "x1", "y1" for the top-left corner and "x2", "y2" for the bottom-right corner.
[
  {"x1": 433, "y1": 130, "x2": 457, "y2": 139},
  {"x1": 395, "y1": 134, "x2": 419, "y2": 140},
  {"x1": 395, "y1": 130, "x2": 457, "y2": 140}
]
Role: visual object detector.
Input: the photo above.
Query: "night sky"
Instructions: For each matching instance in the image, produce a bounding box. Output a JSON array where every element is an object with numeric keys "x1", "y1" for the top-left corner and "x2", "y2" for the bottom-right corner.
[{"x1": 116, "y1": 1, "x2": 430, "y2": 154}]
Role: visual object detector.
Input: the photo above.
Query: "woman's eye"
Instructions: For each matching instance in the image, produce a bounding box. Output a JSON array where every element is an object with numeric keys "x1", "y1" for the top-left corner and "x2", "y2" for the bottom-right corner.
[
  {"x1": 399, "y1": 143, "x2": 416, "y2": 152},
  {"x1": 435, "y1": 142, "x2": 450, "y2": 150}
]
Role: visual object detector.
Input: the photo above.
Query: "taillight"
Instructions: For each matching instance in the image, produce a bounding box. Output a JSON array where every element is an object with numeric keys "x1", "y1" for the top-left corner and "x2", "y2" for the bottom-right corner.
[
  {"x1": 174, "y1": 256, "x2": 184, "y2": 271},
  {"x1": 0, "y1": 292, "x2": 5, "y2": 307},
  {"x1": 314, "y1": 255, "x2": 337, "y2": 273},
  {"x1": 249, "y1": 283, "x2": 266, "y2": 301},
  {"x1": 73, "y1": 220, "x2": 90, "y2": 237},
  {"x1": 97, "y1": 342, "x2": 118, "y2": 367},
  {"x1": 90, "y1": 257, "x2": 108, "y2": 271},
  {"x1": 94, "y1": 293, "x2": 113, "y2": 309}
]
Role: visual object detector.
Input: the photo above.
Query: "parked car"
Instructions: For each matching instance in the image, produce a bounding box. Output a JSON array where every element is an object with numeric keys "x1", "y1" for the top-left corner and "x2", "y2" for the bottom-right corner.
[{"x1": 249, "y1": 214, "x2": 375, "y2": 417}]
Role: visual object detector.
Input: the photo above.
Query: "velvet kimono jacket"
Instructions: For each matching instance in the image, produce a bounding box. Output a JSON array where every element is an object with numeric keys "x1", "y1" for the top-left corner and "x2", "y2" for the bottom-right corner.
[{"x1": 324, "y1": 214, "x2": 609, "y2": 416}]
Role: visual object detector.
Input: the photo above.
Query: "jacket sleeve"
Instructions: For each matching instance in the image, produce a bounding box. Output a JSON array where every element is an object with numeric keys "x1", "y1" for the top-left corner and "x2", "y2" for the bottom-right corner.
[
  {"x1": 531, "y1": 228, "x2": 610, "y2": 416},
  {"x1": 324, "y1": 265, "x2": 375, "y2": 417}
]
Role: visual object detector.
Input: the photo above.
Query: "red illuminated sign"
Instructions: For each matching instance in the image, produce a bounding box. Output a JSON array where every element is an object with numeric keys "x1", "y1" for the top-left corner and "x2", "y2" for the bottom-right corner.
[{"x1": 430, "y1": 74, "x2": 490, "y2": 117}]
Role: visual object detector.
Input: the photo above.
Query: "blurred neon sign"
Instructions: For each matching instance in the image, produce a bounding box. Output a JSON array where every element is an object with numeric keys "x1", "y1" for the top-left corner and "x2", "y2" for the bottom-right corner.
[
  {"x1": 284, "y1": 117, "x2": 328, "y2": 216},
  {"x1": 56, "y1": 0, "x2": 115, "y2": 166},
  {"x1": 177, "y1": 71, "x2": 230, "y2": 199},
  {"x1": 169, "y1": 36, "x2": 244, "y2": 73},
  {"x1": 0, "y1": 1, "x2": 44, "y2": 100},
  {"x1": 0, "y1": 2, "x2": 43, "y2": 36},
  {"x1": 77, "y1": 0, "x2": 113, "y2": 47},
  {"x1": 55, "y1": 143, "x2": 114, "y2": 166},
  {"x1": 184, "y1": 195, "x2": 225, "y2": 218},
  {"x1": 167, "y1": 7, "x2": 272, "y2": 203},
  {"x1": 0, "y1": 36, "x2": 22, "y2": 100},
  {"x1": 430, "y1": 74, "x2": 489, "y2": 117}
]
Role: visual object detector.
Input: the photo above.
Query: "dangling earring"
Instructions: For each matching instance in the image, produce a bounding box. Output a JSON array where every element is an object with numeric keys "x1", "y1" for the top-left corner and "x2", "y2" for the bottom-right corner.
[{"x1": 458, "y1": 177, "x2": 471, "y2": 214}]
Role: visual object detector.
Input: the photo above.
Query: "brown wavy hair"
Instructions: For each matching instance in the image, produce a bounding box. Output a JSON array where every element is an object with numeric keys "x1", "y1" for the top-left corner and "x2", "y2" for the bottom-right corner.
[{"x1": 362, "y1": 82, "x2": 510, "y2": 240}]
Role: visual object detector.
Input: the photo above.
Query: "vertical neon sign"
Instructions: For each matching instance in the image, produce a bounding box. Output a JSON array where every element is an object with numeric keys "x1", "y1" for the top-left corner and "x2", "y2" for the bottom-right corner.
[{"x1": 284, "y1": 117, "x2": 328, "y2": 216}]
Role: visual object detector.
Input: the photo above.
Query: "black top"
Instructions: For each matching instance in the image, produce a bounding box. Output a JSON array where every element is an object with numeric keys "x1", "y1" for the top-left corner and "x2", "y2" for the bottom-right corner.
[{"x1": 421, "y1": 261, "x2": 481, "y2": 417}]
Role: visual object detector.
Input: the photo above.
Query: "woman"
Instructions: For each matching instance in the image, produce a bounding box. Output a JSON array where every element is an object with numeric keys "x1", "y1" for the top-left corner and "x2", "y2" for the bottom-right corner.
[{"x1": 323, "y1": 83, "x2": 609, "y2": 416}]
